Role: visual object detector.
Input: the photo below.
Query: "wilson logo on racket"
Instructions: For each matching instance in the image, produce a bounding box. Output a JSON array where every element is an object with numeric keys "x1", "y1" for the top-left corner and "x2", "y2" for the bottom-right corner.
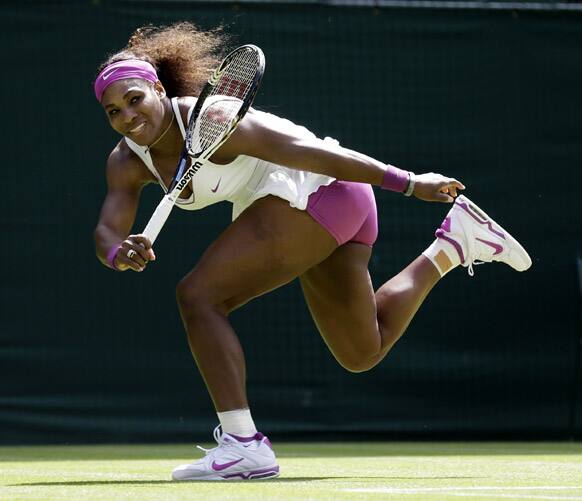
[
  {"x1": 204, "y1": 105, "x2": 230, "y2": 125},
  {"x1": 216, "y1": 76, "x2": 248, "y2": 100},
  {"x1": 176, "y1": 161, "x2": 204, "y2": 191}
]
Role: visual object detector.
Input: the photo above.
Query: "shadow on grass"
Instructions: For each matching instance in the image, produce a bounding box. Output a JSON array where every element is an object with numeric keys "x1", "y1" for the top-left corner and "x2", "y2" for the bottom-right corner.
[
  {"x1": 2, "y1": 442, "x2": 582, "y2": 462},
  {"x1": 11, "y1": 476, "x2": 485, "y2": 486}
]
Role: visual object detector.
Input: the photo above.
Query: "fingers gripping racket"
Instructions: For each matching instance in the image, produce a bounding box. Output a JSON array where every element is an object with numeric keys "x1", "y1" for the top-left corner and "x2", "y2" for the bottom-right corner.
[{"x1": 142, "y1": 44, "x2": 265, "y2": 244}]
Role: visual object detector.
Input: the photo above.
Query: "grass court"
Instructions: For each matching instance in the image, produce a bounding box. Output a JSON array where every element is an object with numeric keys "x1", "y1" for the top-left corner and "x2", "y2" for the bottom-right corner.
[{"x1": 2, "y1": 442, "x2": 582, "y2": 500}]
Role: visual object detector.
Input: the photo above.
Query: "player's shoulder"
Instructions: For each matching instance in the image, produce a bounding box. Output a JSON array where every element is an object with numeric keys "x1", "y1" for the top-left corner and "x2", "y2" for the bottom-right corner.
[
  {"x1": 107, "y1": 139, "x2": 140, "y2": 170},
  {"x1": 237, "y1": 108, "x2": 300, "y2": 139},
  {"x1": 175, "y1": 96, "x2": 197, "y2": 124},
  {"x1": 106, "y1": 140, "x2": 152, "y2": 186}
]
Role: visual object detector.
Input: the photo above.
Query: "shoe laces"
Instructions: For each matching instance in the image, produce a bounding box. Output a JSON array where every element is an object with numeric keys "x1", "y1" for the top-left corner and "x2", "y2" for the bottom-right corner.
[
  {"x1": 195, "y1": 425, "x2": 231, "y2": 457},
  {"x1": 462, "y1": 222, "x2": 487, "y2": 276},
  {"x1": 467, "y1": 260, "x2": 485, "y2": 277}
]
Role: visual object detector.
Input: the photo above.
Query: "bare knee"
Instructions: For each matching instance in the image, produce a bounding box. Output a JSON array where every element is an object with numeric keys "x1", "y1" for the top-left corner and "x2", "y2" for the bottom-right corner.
[
  {"x1": 331, "y1": 321, "x2": 403, "y2": 373},
  {"x1": 332, "y1": 344, "x2": 384, "y2": 374},
  {"x1": 176, "y1": 275, "x2": 229, "y2": 322}
]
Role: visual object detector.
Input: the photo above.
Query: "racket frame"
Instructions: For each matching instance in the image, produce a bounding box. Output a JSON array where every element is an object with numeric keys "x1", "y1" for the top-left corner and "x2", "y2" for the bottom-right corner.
[{"x1": 142, "y1": 45, "x2": 265, "y2": 244}]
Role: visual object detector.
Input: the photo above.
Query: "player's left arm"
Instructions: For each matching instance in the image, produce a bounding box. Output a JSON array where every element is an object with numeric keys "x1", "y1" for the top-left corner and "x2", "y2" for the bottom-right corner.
[
  {"x1": 215, "y1": 109, "x2": 465, "y2": 202},
  {"x1": 218, "y1": 109, "x2": 387, "y2": 185}
]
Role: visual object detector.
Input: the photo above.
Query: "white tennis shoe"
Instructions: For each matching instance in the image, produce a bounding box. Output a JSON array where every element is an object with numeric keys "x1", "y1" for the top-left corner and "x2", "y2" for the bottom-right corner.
[
  {"x1": 436, "y1": 195, "x2": 532, "y2": 276},
  {"x1": 171, "y1": 426, "x2": 280, "y2": 481}
]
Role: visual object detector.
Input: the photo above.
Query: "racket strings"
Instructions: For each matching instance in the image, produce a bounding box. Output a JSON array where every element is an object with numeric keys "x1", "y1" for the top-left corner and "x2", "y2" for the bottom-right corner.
[
  {"x1": 216, "y1": 50, "x2": 259, "y2": 100},
  {"x1": 191, "y1": 49, "x2": 260, "y2": 155}
]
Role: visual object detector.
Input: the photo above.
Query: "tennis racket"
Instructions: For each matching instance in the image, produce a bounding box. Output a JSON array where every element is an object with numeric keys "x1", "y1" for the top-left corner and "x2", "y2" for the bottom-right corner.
[{"x1": 142, "y1": 44, "x2": 265, "y2": 244}]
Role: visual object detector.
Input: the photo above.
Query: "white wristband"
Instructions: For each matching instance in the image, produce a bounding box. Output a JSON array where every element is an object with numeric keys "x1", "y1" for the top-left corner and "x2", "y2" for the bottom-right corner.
[{"x1": 403, "y1": 172, "x2": 416, "y2": 197}]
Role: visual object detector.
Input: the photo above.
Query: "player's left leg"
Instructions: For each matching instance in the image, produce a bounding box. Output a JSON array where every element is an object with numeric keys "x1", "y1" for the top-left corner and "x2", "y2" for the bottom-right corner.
[
  {"x1": 300, "y1": 243, "x2": 441, "y2": 372},
  {"x1": 300, "y1": 194, "x2": 532, "y2": 372}
]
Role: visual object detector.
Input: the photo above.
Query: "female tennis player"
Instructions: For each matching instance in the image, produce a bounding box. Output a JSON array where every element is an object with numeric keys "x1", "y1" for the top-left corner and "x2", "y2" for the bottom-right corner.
[{"x1": 94, "y1": 23, "x2": 531, "y2": 481}]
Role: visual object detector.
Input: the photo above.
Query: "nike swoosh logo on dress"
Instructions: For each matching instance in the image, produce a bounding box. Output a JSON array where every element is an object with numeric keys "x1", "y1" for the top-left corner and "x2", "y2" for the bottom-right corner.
[
  {"x1": 211, "y1": 178, "x2": 222, "y2": 193},
  {"x1": 212, "y1": 458, "x2": 244, "y2": 471}
]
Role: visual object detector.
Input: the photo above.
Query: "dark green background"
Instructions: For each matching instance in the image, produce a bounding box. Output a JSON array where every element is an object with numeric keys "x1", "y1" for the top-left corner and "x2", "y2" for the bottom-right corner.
[{"x1": 1, "y1": 1, "x2": 581, "y2": 443}]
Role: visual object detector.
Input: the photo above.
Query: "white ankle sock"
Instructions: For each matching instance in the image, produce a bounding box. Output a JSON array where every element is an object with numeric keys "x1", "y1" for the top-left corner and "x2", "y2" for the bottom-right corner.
[
  {"x1": 217, "y1": 408, "x2": 257, "y2": 437},
  {"x1": 422, "y1": 238, "x2": 462, "y2": 277}
]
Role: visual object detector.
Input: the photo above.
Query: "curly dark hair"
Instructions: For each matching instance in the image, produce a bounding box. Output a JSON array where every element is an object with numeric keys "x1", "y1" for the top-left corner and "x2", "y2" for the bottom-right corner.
[{"x1": 96, "y1": 22, "x2": 228, "y2": 97}]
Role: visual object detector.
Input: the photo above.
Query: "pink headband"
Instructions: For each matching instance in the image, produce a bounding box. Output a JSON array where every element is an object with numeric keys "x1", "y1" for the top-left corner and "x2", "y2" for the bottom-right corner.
[{"x1": 94, "y1": 59, "x2": 158, "y2": 102}]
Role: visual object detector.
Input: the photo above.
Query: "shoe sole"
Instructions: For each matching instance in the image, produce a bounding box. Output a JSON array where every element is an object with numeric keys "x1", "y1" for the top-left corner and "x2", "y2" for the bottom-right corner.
[
  {"x1": 172, "y1": 464, "x2": 280, "y2": 481},
  {"x1": 455, "y1": 195, "x2": 532, "y2": 271}
]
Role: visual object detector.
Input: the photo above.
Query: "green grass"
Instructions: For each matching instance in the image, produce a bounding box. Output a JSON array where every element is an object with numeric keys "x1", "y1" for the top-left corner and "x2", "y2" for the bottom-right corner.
[{"x1": 2, "y1": 442, "x2": 582, "y2": 500}]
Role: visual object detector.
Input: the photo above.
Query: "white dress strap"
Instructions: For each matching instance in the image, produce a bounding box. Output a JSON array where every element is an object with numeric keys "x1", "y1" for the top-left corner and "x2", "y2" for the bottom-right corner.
[
  {"x1": 171, "y1": 97, "x2": 187, "y2": 138},
  {"x1": 124, "y1": 96, "x2": 187, "y2": 192}
]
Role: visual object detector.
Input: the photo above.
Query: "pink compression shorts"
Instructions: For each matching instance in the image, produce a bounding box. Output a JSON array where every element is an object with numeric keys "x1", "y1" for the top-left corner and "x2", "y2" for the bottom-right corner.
[{"x1": 306, "y1": 180, "x2": 378, "y2": 247}]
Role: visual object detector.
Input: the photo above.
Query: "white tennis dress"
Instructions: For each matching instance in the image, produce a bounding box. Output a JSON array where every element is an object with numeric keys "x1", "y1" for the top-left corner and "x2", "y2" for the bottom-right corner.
[{"x1": 125, "y1": 97, "x2": 335, "y2": 220}]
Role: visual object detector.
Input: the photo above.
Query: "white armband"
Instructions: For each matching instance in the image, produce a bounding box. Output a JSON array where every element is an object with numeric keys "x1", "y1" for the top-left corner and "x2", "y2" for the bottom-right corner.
[{"x1": 403, "y1": 172, "x2": 416, "y2": 197}]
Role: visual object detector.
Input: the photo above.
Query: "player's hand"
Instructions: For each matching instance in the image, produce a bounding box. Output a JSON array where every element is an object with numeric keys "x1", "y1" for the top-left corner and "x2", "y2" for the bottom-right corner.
[
  {"x1": 412, "y1": 173, "x2": 465, "y2": 203},
  {"x1": 114, "y1": 235, "x2": 156, "y2": 272}
]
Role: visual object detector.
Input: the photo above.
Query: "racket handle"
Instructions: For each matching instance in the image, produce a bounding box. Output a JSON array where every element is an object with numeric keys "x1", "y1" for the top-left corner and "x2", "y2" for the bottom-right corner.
[{"x1": 142, "y1": 195, "x2": 175, "y2": 245}]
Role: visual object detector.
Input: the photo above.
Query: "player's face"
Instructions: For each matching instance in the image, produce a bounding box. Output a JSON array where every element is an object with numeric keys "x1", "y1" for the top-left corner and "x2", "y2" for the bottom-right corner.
[{"x1": 101, "y1": 79, "x2": 166, "y2": 145}]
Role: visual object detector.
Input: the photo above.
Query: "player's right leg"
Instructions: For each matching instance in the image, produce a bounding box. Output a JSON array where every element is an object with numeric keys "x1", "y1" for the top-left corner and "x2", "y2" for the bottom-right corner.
[{"x1": 171, "y1": 195, "x2": 338, "y2": 481}]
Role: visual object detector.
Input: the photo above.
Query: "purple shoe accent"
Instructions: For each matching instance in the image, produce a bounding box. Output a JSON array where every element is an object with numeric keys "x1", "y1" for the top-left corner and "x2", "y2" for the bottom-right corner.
[
  {"x1": 263, "y1": 437, "x2": 274, "y2": 451},
  {"x1": 476, "y1": 238, "x2": 503, "y2": 255},
  {"x1": 230, "y1": 432, "x2": 269, "y2": 444},
  {"x1": 212, "y1": 458, "x2": 244, "y2": 471},
  {"x1": 249, "y1": 471, "x2": 279, "y2": 480},
  {"x1": 435, "y1": 229, "x2": 465, "y2": 264},
  {"x1": 441, "y1": 216, "x2": 452, "y2": 232},
  {"x1": 231, "y1": 433, "x2": 259, "y2": 443},
  {"x1": 456, "y1": 201, "x2": 506, "y2": 239},
  {"x1": 222, "y1": 465, "x2": 280, "y2": 480}
]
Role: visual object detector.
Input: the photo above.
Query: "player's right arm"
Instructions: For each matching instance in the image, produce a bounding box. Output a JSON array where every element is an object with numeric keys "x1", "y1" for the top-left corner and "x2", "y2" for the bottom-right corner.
[{"x1": 94, "y1": 143, "x2": 156, "y2": 272}]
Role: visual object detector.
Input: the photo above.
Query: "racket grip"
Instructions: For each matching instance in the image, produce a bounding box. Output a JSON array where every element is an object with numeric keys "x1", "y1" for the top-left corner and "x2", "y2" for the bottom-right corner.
[{"x1": 142, "y1": 195, "x2": 175, "y2": 245}]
